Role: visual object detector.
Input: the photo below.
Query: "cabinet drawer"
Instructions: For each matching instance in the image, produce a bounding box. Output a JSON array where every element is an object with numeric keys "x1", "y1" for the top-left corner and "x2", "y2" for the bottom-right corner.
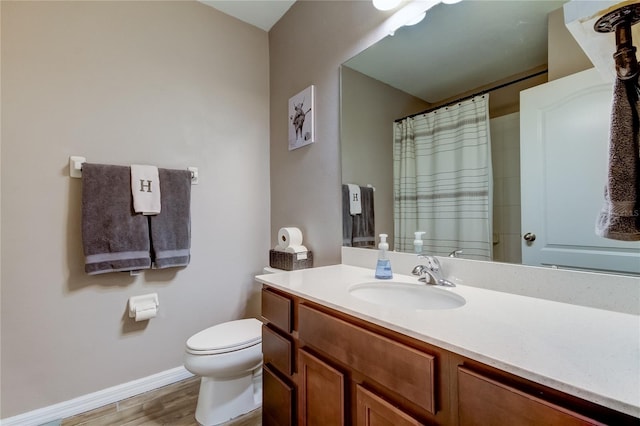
[
  {"x1": 262, "y1": 288, "x2": 293, "y2": 333},
  {"x1": 356, "y1": 385, "x2": 424, "y2": 426},
  {"x1": 457, "y1": 367, "x2": 606, "y2": 426},
  {"x1": 298, "y1": 304, "x2": 436, "y2": 414},
  {"x1": 263, "y1": 324, "x2": 293, "y2": 375},
  {"x1": 263, "y1": 365, "x2": 295, "y2": 426}
]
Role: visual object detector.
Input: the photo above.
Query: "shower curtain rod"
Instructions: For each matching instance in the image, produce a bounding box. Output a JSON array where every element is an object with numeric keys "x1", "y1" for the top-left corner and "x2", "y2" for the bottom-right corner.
[{"x1": 394, "y1": 68, "x2": 548, "y2": 123}]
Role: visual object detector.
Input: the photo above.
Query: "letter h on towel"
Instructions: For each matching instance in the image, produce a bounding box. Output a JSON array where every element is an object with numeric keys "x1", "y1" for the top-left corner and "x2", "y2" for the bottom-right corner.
[{"x1": 131, "y1": 164, "x2": 161, "y2": 215}]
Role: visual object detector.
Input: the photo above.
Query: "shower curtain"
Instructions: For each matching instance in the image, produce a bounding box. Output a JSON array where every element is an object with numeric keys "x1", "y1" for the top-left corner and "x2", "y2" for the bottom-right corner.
[{"x1": 393, "y1": 94, "x2": 493, "y2": 259}]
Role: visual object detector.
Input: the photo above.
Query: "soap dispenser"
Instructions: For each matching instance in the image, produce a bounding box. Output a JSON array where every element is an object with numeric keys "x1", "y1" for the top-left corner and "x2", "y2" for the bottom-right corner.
[
  {"x1": 375, "y1": 234, "x2": 393, "y2": 279},
  {"x1": 413, "y1": 231, "x2": 425, "y2": 255}
]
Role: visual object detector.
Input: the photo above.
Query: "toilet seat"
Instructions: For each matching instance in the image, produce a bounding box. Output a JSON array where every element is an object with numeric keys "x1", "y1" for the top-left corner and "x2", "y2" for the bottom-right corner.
[{"x1": 186, "y1": 318, "x2": 262, "y2": 355}]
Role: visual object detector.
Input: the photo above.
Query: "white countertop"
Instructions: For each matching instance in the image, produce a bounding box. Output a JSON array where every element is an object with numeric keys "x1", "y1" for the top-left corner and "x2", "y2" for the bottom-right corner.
[{"x1": 255, "y1": 264, "x2": 640, "y2": 418}]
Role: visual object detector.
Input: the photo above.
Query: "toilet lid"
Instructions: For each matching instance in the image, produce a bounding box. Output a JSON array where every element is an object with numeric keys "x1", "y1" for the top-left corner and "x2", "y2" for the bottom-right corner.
[{"x1": 186, "y1": 318, "x2": 262, "y2": 353}]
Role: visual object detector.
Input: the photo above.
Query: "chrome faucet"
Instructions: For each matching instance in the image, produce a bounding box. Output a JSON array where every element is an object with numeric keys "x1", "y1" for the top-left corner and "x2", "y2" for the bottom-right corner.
[{"x1": 412, "y1": 256, "x2": 455, "y2": 287}]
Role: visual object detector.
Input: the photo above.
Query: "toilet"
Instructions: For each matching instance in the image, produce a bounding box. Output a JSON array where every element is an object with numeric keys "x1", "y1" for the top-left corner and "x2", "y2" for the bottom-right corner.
[{"x1": 184, "y1": 318, "x2": 263, "y2": 426}]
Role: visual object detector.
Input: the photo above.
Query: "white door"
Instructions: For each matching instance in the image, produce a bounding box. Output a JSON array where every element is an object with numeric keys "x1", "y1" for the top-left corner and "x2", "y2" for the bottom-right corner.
[{"x1": 520, "y1": 68, "x2": 640, "y2": 275}]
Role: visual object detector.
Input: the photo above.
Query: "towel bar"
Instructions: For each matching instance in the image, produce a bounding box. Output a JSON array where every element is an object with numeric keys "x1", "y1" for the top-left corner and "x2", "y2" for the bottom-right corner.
[{"x1": 69, "y1": 156, "x2": 199, "y2": 184}]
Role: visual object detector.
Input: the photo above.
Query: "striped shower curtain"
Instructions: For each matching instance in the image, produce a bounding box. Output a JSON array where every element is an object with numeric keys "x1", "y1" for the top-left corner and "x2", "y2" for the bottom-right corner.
[{"x1": 393, "y1": 94, "x2": 492, "y2": 259}]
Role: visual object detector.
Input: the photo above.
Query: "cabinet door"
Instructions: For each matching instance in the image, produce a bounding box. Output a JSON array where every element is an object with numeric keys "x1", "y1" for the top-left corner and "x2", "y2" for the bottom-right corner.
[
  {"x1": 298, "y1": 349, "x2": 345, "y2": 426},
  {"x1": 458, "y1": 367, "x2": 606, "y2": 426},
  {"x1": 356, "y1": 385, "x2": 424, "y2": 426},
  {"x1": 263, "y1": 365, "x2": 295, "y2": 426}
]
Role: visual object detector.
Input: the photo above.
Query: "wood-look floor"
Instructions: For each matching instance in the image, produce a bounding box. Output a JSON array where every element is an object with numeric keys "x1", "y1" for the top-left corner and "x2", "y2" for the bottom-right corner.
[{"x1": 61, "y1": 376, "x2": 262, "y2": 426}]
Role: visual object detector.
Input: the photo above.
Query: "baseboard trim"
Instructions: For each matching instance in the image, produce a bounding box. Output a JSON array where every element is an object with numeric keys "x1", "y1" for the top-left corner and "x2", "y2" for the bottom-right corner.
[{"x1": 1, "y1": 366, "x2": 194, "y2": 426}]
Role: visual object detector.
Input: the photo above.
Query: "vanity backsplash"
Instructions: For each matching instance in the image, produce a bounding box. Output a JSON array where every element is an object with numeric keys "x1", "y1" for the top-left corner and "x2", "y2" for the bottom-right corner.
[{"x1": 342, "y1": 247, "x2": 639, "y2": 315}]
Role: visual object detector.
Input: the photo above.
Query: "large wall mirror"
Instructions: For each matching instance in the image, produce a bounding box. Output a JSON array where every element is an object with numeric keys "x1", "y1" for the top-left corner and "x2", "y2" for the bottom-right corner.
[{"x1": 340, "y1": 0, "x2": 640, "y2": 276}]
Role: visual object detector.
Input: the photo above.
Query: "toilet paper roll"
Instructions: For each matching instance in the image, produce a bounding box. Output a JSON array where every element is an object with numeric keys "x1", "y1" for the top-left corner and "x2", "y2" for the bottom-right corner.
[
  {"x1": 134, "y1": 306, "x2": 157, "y2": 322},
  {"x1": 278, "y1": 227, "x2": 303, "y2": 248}
]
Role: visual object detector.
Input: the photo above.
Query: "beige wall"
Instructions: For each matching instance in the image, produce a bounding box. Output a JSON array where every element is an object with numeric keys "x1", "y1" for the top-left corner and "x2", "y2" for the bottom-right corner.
[
  {"x1": 548, "y1": 7, "x2": 593, "y2": 81},
  {"x1": 269, "y1": 1, "x2": 395, "y2": 267},
  {"x1": 1, "y1": 1, "x2": 269, "y2": 417},
  {"x1": 341, "y1": 66, "x2": 429, "y2": 250}
]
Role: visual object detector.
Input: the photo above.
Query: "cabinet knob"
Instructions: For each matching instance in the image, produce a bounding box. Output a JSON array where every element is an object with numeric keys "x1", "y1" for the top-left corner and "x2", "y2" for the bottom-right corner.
[{"x1": 523, "y1": 232, "x2": 536, "y2": 242}]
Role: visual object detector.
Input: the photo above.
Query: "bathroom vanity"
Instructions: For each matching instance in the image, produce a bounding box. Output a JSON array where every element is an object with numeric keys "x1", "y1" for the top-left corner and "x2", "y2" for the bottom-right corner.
[{"x1": 255, "y1": 263, "x2": 639, "y2": 425}]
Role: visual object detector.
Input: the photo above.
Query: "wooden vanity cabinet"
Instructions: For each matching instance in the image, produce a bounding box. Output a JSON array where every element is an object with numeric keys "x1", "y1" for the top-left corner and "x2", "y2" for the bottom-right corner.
[
  {"x1": 261, "y1": 285, "x2": 639, "y2": 426},
  {"x1": 261, "y1": 286, "x2": 447, "y2": 425}
]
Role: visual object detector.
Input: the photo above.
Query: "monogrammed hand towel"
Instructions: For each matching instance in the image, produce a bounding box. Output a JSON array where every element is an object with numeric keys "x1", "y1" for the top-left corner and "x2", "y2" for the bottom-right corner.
[
  {"x1": 347, "y1": 183, "x2": 362, "y2": 215},
  {"x1": 131, "y1": 164, "x2": 161, "y2": 215}
]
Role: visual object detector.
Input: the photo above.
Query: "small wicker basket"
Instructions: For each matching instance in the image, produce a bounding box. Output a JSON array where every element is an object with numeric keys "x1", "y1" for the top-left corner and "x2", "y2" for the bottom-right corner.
[{"x1": 269, "y1": 249, "x2": 313, "y2": 271}]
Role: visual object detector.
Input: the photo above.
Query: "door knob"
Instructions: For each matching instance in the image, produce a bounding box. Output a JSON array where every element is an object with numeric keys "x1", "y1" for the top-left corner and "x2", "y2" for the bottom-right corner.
[{"x1": 523, "y1": 232, "x2": 536, "y2": 242}]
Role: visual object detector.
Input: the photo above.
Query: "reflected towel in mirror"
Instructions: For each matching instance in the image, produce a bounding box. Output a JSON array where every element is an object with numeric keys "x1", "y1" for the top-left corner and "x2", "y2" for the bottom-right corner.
[{"x1": 596, "y1": 76, "x2": 640, "y2": 241}]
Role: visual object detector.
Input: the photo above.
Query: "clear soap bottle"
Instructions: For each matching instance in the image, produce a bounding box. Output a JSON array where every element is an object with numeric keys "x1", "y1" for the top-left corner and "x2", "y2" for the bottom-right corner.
[
  {"x1": 375, "y1": 234, "x2": 393, "y2": 279},
  {"x1": 414, "y1": 231, "x2": 425, "y2": 255}
]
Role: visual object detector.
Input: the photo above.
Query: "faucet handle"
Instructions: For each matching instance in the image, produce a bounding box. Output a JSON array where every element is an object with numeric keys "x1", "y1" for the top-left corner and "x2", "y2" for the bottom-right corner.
[
  {"x1": 411, "y1": 264, "x2": 426, "y2": 276},
  {"x1": 449, "y1": 249, "x2": 463, "y2": 258}
]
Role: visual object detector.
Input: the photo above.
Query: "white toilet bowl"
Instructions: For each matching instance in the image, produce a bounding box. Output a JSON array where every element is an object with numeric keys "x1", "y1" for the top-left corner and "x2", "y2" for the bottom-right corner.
[{"x1": 184, "y1": 318, "x2": 263, "y2": 426}]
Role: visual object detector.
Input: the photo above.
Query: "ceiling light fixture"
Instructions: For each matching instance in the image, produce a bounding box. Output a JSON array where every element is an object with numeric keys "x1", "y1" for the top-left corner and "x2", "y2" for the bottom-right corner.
[
  {"x1": 404, "y1": 11, "x2": 426, "y2": 26},
  {"x1": 382, "y1": 0, "x2": 440, "y2": 37},
  {"x1": 373, "y1": 0, "x2": 402, "y2": 11}
]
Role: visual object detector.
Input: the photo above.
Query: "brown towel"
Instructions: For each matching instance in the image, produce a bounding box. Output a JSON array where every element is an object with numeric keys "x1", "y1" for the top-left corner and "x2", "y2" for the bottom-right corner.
[
  {"x1": 596, "y1": 77, "x2": 640, "y2": 241},
  {"x1": 82, "y1": 163, "x2": 152, "y2": 274},
  {"x1": 149, "y1": 168, "x2": 192, "y2": 268}
]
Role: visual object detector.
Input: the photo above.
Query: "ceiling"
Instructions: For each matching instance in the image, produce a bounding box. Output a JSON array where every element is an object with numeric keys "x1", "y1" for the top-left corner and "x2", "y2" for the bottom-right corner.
[
  {"x1": 200, "y1": 0, "x2": 296, "y2": 31},
  {"x1": 200, "y1": 0, "x2": 570, "y2": 104}
]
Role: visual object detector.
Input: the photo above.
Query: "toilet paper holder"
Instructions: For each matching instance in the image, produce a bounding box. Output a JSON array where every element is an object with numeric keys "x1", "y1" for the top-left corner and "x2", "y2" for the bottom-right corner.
[{"x1": 128, "y1": 293, "x2": 159, "y2": 320}]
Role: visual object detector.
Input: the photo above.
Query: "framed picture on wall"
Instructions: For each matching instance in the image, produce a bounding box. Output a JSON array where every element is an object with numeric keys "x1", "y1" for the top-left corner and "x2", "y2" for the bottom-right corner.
[{"x1": 288, "y1": 85, "x2": 315, "y2": 150}]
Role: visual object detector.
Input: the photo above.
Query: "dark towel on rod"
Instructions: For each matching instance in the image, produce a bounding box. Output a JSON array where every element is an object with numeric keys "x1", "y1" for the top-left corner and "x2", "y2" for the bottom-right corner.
[
  {"x1": 596, "y1": 76, "x2": 640, "y2": 241},
  {"x1": 342, "y1": 184, "x2": 353, "y2": 246},
  {"x1": 352, "y1": 186, "x2": 376, "y2": 248},
  {"x1": 150, "y1": 168, "x2": 192, "y2": 268},
  {"x1": 81, "y1": 163, "x2": 151, "y2": 275}
]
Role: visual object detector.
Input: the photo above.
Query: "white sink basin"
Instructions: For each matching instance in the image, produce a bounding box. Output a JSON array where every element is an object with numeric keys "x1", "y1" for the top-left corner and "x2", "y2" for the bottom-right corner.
[{"x1": 349, "y1": 282, "x2": 466, "y2": 310}]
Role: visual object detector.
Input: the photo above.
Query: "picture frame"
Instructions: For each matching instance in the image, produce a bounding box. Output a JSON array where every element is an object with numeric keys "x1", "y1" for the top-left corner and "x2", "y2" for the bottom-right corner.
[{"x1": 288, "y1": 85, "x2": 315, "y2": 150}]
